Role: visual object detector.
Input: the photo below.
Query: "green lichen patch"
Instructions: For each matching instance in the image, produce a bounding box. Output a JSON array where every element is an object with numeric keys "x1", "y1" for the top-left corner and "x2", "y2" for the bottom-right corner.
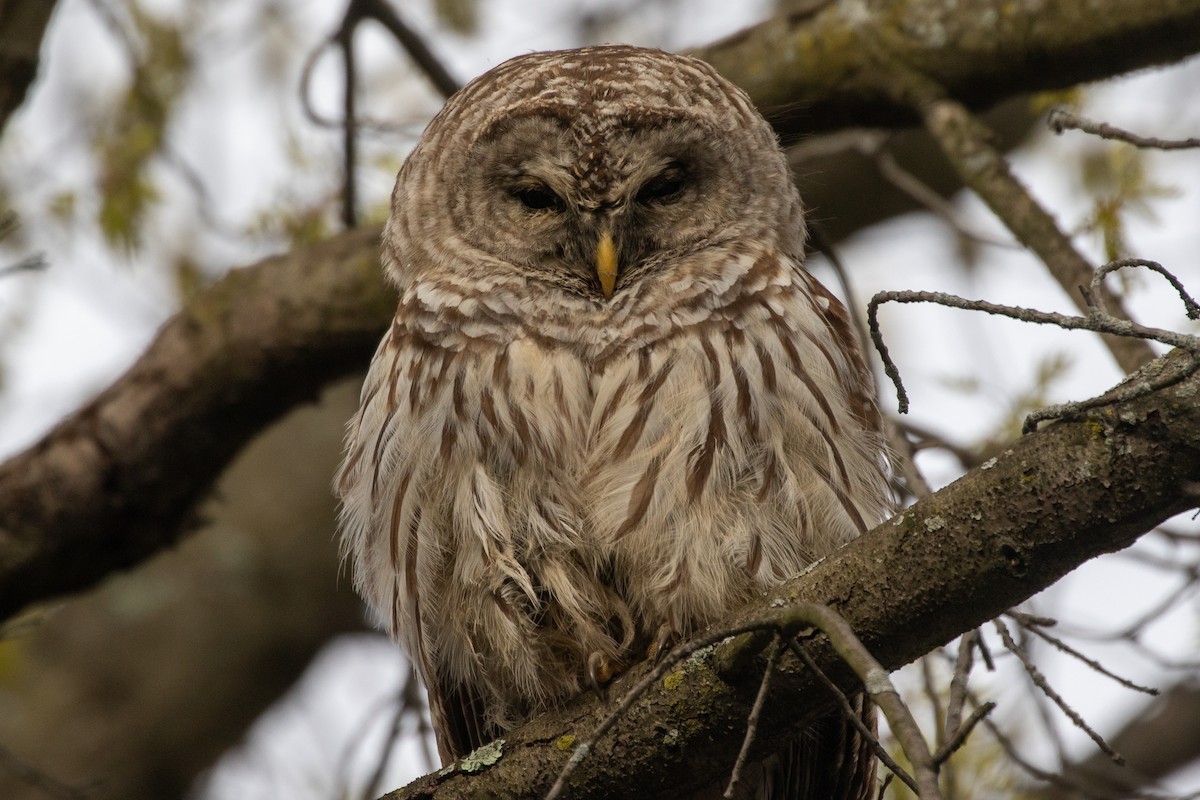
[{"x1": 460, "y1": 739, "x2": 504, "y2": 773}]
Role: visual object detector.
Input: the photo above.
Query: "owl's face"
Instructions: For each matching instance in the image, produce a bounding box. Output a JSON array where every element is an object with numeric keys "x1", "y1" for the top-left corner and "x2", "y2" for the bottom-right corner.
[{"x1": 385, "y1": 46, "x2": 804, "y2": 309}]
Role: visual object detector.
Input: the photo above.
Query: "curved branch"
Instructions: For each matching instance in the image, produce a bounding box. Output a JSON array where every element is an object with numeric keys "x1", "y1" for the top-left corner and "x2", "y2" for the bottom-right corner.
[
  {"x1": 693, "y1": 0, "x2": 1200, "y2": 144},
  {"x1": 0, "y1": 225, "x2": 394, "y2": 621},
  {"x1": 4, "y1": 0, "x2": 1200, "y2": 622},
  {"x1": 382, "y1": 350, "x2": 1200, "y2": 800}
]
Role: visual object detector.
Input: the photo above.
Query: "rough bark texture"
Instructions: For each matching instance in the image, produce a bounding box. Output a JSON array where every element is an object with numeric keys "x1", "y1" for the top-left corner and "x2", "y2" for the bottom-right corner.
[
  {"x1": 0, "y1": 382, "x2": 366, "y2": 800},
  {"x1": 382, "y1": 351, "x2": 1200, "y2": 800},
  {"x1": 3, "y1": 0, "x2": 1200, "y2": 625},
  {"x1": 0, "y1": 225, "x2": 391, "y2": 621},
  {"x1": 693, "y1": 0, "x2": 1200, "y2": 143}
]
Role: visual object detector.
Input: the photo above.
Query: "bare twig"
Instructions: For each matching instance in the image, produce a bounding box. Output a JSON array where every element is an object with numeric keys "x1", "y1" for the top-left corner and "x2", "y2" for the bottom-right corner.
[
  {"x1": 781, "y1": 603, "x2": 943, "y2": 800},
  {"x1": 337, "y1": 14, "x2": 359, "y2": 229},
  {"x1": 361, "y1": 698, "x2": 406, "y2": 800},
  {"x1": 355, "y1": 0, "x2": 459, "y2": 99},
  {"x1": 807, "y1": 220, "x2": 874, "y2": 362},
  {"x1": 1006, "y1": 611, "x2": 1160, "y2": 695},
  {"x1": 1048, "y1": 107, "x2": 1200, "y2": 150},
  {"x1": 551, "y1": 602, "x2": 947, "y2": 800},
  {"x1": 943, "y1": 632, "x2": 977, "y2": 744},
  {"x1": 545, "y1": 620, "x2": 776, "y2": 800},
  {"x1": 932, "y1": 701, "x2": 995, "y2": 764},
  {"x1": 892, "y1": 419, "x2": 981, "y2": 470},
  {"x1": 901, "y1": 81, "x2": 1156, "y2": 373},
  {"x1": 723, "y1": 636, "x2": 782, "y2": 799},
  {"x1": 866, "y1": 258, "x2": 1200, "y2": 428},
  {"x1": 787, "y1": 638, "x2": 920, "y2": 795},
  {"x1": 993, "y1": 618, "x2": 1124, "y2": 765},
  {"x1": 887, "y1": 418, "x2": 934, "y2": 500},
  {"x1": 873, "y1": 147, "x2": 1018, "y2": 249},
  {"x1": 0, "y1": 254, "x2": 48, "y2": 278},
  {"x1": 920, "y1": 655, "x2": 947, "y2": 749},
  {"x1": 974, "y1": 630, "x2": 996, "y2": 672},
  {"x1": 1086, "y1": 259, "x2": 1200, "y2": 320},
  {"x1": 1016, "y1": 619, "x2": 1071, "y2": 770}
]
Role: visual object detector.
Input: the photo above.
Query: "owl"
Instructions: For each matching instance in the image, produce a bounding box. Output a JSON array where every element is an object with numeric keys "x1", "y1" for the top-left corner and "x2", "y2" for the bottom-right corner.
[{"x1": 336, "y1": 45, "x2": 891, "y2": 799}]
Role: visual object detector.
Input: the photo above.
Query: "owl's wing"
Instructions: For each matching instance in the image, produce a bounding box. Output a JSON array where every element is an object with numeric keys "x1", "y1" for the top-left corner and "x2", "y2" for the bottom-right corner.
[
  {"x1": 336, "y1": 322, "x2": 501, "y2": 764},
  {"x1": 429, "y1": 681, "x2": 500, "y2": 763},
  {"x1": 765, "y1": 699, "x2": 878, "y2": 800}
]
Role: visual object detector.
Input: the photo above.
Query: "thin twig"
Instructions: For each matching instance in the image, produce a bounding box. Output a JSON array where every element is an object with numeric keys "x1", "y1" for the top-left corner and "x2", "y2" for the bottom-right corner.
[
  {"x1": 1048, "y1": 108, "x2": 1200, "y2": 150},
  {"x1": 0, "y1": 254, "x2": 48, "y2": 278},
  {"x1": 807, "y1": 220, "x2": 874, "y2": 363},
  {"x1": 887, "y1": 418, "x2": 934, "y2": 499},
  {"x1": 402, "y1": 661, "x2": 437, "y2": 773},
  {"x1": 873, "y1": 148, "x2": 1018, "y2": 249},
  {"x1": 723, "y1": 636, "x2": 782, "y2": 799},
  {"x1": 337, "y1": 15, "x2": 359, "y2": 229},
  {"x1": 357, "y1": 0, "x2": 459, "y2": 99},
  {"x1": 1016, "y1": 619, "x2": 1071, "y2": 770},
  {"x1": 920, "y1": 655, "x2": 947, "y2": 749},
  {"x1": 361, "y1": 699, "x2": 406, "y2": 800},
  {"x1": 909, "y1": 86, "x2": 1155, "y2": 373},
  {"x1": 866, "y1": 260, "x2": 1200, "y2": 427},
  {"x1": 993, "y1": 619, "x2": 1124, "y2": 765},
  {"x1": 1006, "y1": 611, "x2": 1160, "y2": 695},
  {"x1": 974, "y1": 631, "x2": 995, "y2": 672},
  {"x1": 546, "y1": 620, "x2": 777, "y2": 800},
  {"x1": 877, "y1": 772, "x2": 894, "y2": 800},
  {"x1": 943, "y1": 632, "x2": 977, "y2": 742},
  {"x1": 787, "y1": 638, "x2": 920, "y2": 795},
  {"x1": 932, "y1": 701, "x2": 995, "y2": 764},
  {"x1": 892, "y1": 418, "x2": 981, "y2": 470},
  {"x1": 780, "y1": 602, "x2": 943, "y2": 800}
]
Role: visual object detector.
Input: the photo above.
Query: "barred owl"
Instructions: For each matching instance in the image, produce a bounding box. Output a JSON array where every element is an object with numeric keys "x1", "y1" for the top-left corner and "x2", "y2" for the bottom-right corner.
[{"x1": 336, "y1": 45, "x2": 891, "y2": 799}]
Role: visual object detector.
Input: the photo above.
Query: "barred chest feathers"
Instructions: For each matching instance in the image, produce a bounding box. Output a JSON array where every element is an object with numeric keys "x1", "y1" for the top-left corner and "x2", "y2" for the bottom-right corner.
[{"x1": 336, "y1": 241, "x2": 888, "y2": 735}]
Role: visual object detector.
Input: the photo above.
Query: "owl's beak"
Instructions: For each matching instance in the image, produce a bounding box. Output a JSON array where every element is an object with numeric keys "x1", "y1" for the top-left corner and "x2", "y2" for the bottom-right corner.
[{"x1": 595, "y1": 229, "x2": 618, "y2": 299}]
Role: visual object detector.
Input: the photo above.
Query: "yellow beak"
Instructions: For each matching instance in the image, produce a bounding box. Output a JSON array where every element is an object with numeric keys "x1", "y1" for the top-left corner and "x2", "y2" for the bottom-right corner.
[{"x1": 595, "y1": 230, "x2": 618, "y2": 299}]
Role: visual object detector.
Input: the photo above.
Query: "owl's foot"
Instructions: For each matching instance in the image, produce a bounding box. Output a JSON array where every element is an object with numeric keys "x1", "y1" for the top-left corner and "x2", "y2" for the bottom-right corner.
[
  {"x1": 648, "y1": 623, "x2": 681, "y2": 664},
  {"x1": 586, "y1": 651, "x2": 626, "y2": 696}
]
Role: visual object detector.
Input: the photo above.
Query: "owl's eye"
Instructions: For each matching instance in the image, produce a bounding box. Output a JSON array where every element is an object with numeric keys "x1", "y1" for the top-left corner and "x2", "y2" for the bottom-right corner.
[
  {"x1": 635, "y1": 162, "x2": 688, "y2": 204},
  {"x1": 510, "y1": 183, "x2": 566, "y2": 212}
]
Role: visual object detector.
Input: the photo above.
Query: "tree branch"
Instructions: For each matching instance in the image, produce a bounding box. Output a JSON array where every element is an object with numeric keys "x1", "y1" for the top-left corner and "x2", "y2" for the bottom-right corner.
[
  {"x1": 380, "y1": 350, "x2": 1200, "y2": 800},
  {"x1": 0, "y1": 225, "x2": 394, "y2": 621},
  {"x1": 4, "y1": 0, "x2": 1200, "y2": 621},
  {"x1": 691, "y1": 0, "x2": 1200, "y2": 144}
]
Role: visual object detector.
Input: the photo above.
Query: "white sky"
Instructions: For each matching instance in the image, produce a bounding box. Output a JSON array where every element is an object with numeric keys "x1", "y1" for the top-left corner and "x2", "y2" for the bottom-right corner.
[{"x1": 0, "y1": 1, "x2": 1197, "y2": 798}]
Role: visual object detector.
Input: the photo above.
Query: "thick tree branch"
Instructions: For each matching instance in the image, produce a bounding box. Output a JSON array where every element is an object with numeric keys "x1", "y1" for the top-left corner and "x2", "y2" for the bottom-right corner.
[
  {"x1": 692, "y1": 0, "x2": 1200, "y2": 144},
  {"x1": 382, "y1": 351, "x2": 1200, "y2": 800},
  {"x1": 4, "y1": 0, "x2": 1200, "y2": 621},
  {"x1": 0, "y1": 225, "x2": 393, "y2": 621}
]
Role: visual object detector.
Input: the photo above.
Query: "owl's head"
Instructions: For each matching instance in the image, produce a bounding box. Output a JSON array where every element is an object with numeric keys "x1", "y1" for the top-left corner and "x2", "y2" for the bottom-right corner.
[{"x1": 384, "y1": 45, "x2": 804, "y2": 306}]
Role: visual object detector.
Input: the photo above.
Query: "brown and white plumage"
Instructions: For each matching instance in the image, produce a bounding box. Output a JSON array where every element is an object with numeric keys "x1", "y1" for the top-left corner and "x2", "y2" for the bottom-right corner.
[{"x1": 336, "y1": 45, "x2": 891, "y2": 798}]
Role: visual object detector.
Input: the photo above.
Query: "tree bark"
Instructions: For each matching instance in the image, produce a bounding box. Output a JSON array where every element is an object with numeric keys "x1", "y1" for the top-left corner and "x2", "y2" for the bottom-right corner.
[
  {"x1": 0, "y1": 381, "x2": 366, "y2": 800},
  {"x1": 382, "y1": 351, "x2": 1200, "y2": 800},
  {"x1": 692, "y1": 0, "x2": 1200, "y2": 144},
  {"x1": 3, "y1": 0, "x2": 1200, "y2": 624}
]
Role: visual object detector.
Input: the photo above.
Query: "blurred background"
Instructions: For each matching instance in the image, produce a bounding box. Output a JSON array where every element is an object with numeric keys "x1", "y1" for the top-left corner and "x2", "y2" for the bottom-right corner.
[{"x1": 0, "y1": 1, "x2": 1197, "y2": 798}]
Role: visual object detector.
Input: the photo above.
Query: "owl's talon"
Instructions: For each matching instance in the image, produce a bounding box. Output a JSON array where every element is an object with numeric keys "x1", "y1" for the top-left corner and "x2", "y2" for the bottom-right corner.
[
  {"x1": 649, "y1": 624, "x2": 680, "y2": 664},
  {"x1": 587, "y1": 651, "x2": 623, "y2": 695}
]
